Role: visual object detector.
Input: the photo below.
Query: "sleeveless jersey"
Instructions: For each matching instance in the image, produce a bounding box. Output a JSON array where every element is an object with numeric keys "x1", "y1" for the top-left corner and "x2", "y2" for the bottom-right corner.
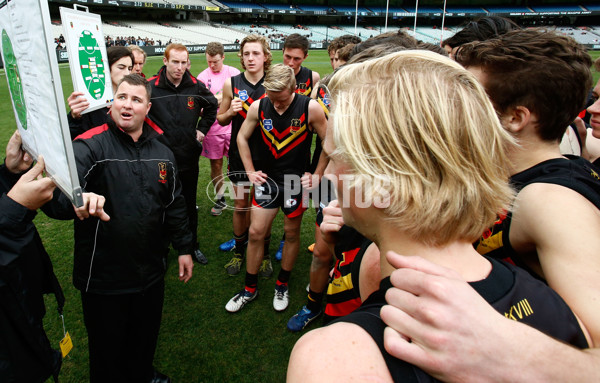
[
  {"x1": 334, "y1": 257, "x2": 589, "y2": 382},
  {"x1": 323, "y1": 227, "x2": 371, "y2": 324},
  {"x1": 229, "y1": 73, "x2": 267, "y2": 170},
  {"x1": 256, "y1": 93, "x2": 313, "y2": 182},
  {"x1": 307, "y1": 84, "x2": 330, "y2": 174},
  {"x1": 295, "y1": 66, "x2": 314, "y2": 96},
  {"x1": 475, "y1": 156, "x2": 600, "y2": 279}
]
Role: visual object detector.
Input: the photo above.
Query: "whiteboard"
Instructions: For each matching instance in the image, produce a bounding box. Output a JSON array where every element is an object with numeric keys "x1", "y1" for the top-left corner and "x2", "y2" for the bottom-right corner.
[
  {"x1": 0, "y1": 0, "x2": 83, "y2": 207},
  {"x1": 60, "y1": 6, "x2": 113, "y2": 114}
]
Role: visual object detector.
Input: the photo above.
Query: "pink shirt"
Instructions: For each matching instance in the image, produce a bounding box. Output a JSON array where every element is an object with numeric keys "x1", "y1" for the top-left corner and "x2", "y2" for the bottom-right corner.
[{"x1": 197, "y1": 65, "x2": 241, "y2": 136}]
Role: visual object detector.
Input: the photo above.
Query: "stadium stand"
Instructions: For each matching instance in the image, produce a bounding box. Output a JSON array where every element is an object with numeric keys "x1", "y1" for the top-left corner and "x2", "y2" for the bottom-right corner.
[
  {"x1": 296, "y1": 4, "x2": 328, "y2": 13},
  {"x1": 445, "y1": 7, "x2": 487, "y2": 14},
  {"x1": 366, "y1": 7, "x2": 408, "y2": 13},
  {"x1": 219, "y1": 1, "x2": 264, "y2": 10},
  {"x1": 484, "y1": 6, "x2": 533, "y2": 13},
  {"x1": 531, "y1": 5, "x2": 585, "y2": 12}
]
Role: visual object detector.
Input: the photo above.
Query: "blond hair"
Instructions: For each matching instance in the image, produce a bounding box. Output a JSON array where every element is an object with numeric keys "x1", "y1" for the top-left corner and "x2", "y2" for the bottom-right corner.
[
  {"x1": 238, "y1": 34, "x2": 272, "y2": 71},
  {"x1": 263, "y1": 63, "x2": 296, "y2": 92},
  {"x1": 327, "y1": 50, "x2": 515, "y2": 245},
  {"x1": 128, "y1": 45, "x2": 147, "y2": 61}
]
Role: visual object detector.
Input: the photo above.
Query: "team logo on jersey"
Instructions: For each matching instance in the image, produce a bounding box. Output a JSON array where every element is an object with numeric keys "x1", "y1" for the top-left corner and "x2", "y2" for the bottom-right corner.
[
  {"x1": 587, "y1": 165, "x2": 600, "y2": 180},
  {"x1": 263, "y1": 119, "x2": 273, "y2": 131},
  {"x1": 238, "y1": 89, "x2": 249, "y2": 101},
  {"x1": 158, "y1": 162, "x2": 167, "y2": 184},
  {"x1": 290, "y1": 119, "x2": 301, "y2": 133},
  {"x1": 297, "y1": 82, "x2": 307, "y2": 91},
  {"x1": 285, "y1": 198, "x2": 298, "y2": 208},
  {"x1": 187, "y1": 97, "x2": 195, "y2": 110},
  {"x1": 322, "y1": 94, "x2": 330, "y2": 107}
]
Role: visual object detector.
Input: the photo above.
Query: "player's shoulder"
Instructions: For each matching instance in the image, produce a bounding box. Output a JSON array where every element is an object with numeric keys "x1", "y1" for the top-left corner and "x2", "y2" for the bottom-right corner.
[{"x1": 225, "y1": 65, "x2": 241, "y2": 76}]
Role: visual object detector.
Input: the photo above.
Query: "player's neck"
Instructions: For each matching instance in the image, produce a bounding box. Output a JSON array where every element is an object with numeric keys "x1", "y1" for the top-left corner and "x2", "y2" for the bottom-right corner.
[
  {"x1": 294, "y1": 66, "x2": 302, "y2": 75},
  {"x1": 244, "y1": 70, "x2": 264, "y2": 84},
  {"x1": 377, "y1": 233, "x2": 492, "y2": 283},
  {"x1": 508, "y1": 138, "x2": 564, "y2": 175}
]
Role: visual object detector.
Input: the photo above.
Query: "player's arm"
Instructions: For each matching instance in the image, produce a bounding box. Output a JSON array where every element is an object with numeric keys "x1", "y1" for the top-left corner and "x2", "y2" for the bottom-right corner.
[
  {"x1": 237, "y1": 102, "x2": 265, "y2": 185},
  {"x1": 217, "y1": 78, "x2": 238, "y2": 126},
  {"x1": 381, "y1": 251, "x2": 600, "y2": 383},
  {"x1": 510, "y1": 183, "x2": 599, "y2": 346},
  {"x1": 312, "y1": 71, "x2": 321, "y2": 91},
  {"x1": 307, "y1": 100, "x2": 329, "y2": 180}
]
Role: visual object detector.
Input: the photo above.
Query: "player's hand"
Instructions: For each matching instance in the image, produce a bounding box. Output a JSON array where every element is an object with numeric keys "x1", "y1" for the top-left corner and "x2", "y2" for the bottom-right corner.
[
  {"x1": 301, "y1": 172, "x2": 320, "y2": 190},
  {"x1": 5, "y1": 130, "x2": 33, "y2": 174},
  {"x1": 320, "y1": 199, "x2": 344, "y2": 245},
  {"x1": 68, "y1": 91, "x2": 90, "y2": 119},
  {"x1": 230, "y1": 97, "x2": 243, "y2": 115},
  {"x1": 196, "y1": 130, "x2": 205, "y2": 143},
  {"x1": 248, "y1": 170, "x2": 267, "y2": 185},
  {"x1": 178, "y1": 254, "x2": 194, "y2": 283},
  {"x1": 7, "y1": 156, "x2": 56, "y2": 210},
  {"x1": 75, "y1": 192, "x2": 111, "y2": 221}
]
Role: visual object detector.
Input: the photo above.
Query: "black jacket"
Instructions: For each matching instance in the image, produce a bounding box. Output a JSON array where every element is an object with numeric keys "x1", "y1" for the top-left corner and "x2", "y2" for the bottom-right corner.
[
  {"x1": 148, "y1": 67, "x2": 218, "y2": 171},
  {"x1": 48, "y1": 118, "x2": 194, "y2": 294},
  {"x1": 67, "y1": 107, "x2": 111, "y2": 141},
  {"x1": 0, "y1": 165, "x2": 63, "y2": 382}
]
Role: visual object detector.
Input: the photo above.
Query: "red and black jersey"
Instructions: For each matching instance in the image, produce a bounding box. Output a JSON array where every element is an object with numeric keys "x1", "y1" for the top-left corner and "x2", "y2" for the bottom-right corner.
[
  {"x1": 229, "y1": 73, "x2": 267, "y2": 171},
  {"x1": 334, "y1": 257, "x2": 589, "y2": 382},
  {"x1": 314, "y1": 84, "x2": 330, "y2": 119},
  {"x1": 323, "y1": 227, "x2": 371, "y2": 324},
  {"x1": 256, "y1": 93, "x2": 313, "y2": 182},
  {"x1": 295, "y1": 66, "x2": 314, "y2": 96}
]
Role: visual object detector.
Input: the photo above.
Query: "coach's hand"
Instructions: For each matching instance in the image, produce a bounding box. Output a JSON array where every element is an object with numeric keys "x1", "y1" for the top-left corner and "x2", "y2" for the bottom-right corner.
[
  {"x1": 75, "y1": 192, "x2": 110, "y2": 221},
  {"x1": 178, "y1": 254, "x2": 194, "y2": 283}
]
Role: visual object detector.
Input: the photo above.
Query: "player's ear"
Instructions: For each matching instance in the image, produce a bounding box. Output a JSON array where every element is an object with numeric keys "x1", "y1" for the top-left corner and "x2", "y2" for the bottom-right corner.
[
  {"x1": 146, "y1": 102, "x2": 152, "y2": 115},
  {"x1": 163, "y1": 56, "x2": 168, "y2": 66},
  {"x1": 500, "y1": 105, "x2": 531, "y2": 135}
]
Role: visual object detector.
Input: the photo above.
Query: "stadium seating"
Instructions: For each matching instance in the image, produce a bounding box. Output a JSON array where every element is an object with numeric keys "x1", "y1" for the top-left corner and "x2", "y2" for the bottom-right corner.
[
  {"x1": 531, "y1": 5, "x2": 584, "y2": 12},
  {"x1": 484, "y1": 6, "x2": 533, "y2": 13},
  {"x1": 444, "y1": 7, "x2": 486, "y2": 14}
]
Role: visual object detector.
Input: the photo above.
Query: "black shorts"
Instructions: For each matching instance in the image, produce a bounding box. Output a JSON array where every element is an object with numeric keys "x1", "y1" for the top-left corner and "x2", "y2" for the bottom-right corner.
[
  {"x1": 227, "y1": 152, "x2": 249, "y2": 185},
  {"x1": 252, "y1": 178, "x2": 307, "y2": 218}
]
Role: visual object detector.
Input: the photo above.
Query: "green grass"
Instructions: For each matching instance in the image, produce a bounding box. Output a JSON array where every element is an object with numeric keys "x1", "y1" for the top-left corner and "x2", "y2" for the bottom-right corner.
[{"x1": 1, "y1": 48, "x2": 599, "y2": 382}]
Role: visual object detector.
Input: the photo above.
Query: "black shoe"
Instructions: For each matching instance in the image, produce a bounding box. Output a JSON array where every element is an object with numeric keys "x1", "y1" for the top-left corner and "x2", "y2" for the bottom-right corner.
[
  {"x1": 194, "y1": 248, "x2": 208, "y2": 264},
  {"x1": 151, "y1": 369, "x2": 171, "y2": 383}
]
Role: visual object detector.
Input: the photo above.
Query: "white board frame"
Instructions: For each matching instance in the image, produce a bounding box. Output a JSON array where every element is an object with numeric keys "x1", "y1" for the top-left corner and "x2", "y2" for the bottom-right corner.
[
  {"x1": 60, "y1": 6, "x2": 113, "y2": 115},
  {"x1": 0, "y1": 0, "x2": 83, "y2": 207}
]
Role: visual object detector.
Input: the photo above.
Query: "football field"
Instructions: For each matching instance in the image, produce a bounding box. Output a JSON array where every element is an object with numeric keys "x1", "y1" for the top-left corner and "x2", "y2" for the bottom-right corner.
[{"x1": 0, "y1": 47, "x2": 599, "y2": 382}]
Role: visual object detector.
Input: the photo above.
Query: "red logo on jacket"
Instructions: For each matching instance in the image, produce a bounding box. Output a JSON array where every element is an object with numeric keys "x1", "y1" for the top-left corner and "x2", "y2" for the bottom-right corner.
[
  {"x1": 158, "y1": 162, "x2": 167, "y2": 184},
  {"x1": 187, "y1": 97, "x2": 195, "y2": 110}
]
